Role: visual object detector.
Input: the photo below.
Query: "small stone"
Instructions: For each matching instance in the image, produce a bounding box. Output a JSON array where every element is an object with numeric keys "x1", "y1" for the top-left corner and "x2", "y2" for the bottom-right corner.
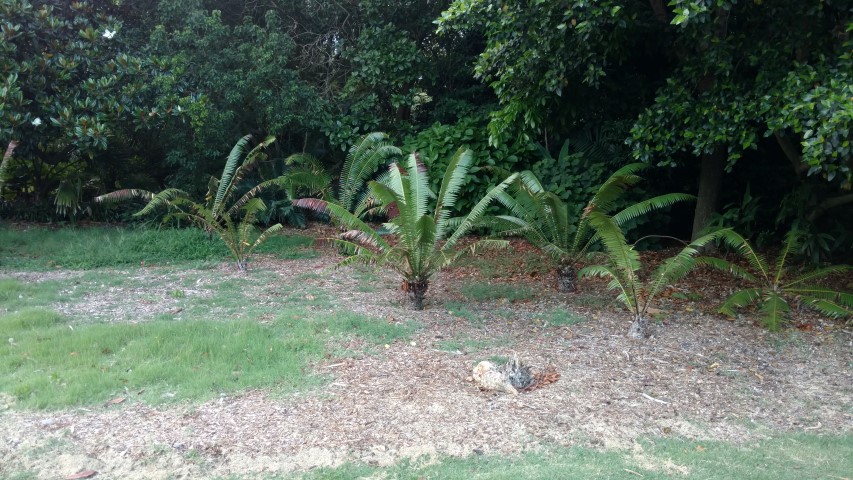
[
  {"x1": 409, "y1": 341, "x2": 416, "y2": 347},
  {"x1": 465, "y1": 376, "x2": 473, "y2": 382}
]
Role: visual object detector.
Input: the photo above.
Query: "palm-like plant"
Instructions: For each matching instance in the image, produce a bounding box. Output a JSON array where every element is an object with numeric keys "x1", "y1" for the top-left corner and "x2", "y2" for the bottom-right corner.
[
  {"x1": 295, "y1": 149, "x2": 517, "y2": 310},
  {"x1": 492, "y1": 163, "x2": 694, "y2": 292},
  {"x1": 336, "y1": 132, "x2": 402, "y2": 218},
  {"x1": 579, "y1": 212, "x2": 727, "y2": 339},
  {"x1": 698, "y1": 229, "x2": 853, "y2": 330},
  {"x1": 97, "y1": 135, "x2": 322, "y2": 271}
]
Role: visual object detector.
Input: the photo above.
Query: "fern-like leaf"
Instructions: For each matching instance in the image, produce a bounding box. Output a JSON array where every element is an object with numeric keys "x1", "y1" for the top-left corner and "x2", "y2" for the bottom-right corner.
[
  {"x1": 134, "y1": 188, "x2": 192, "y2": 217},
  {"x1": 695, "y1": 256, "x2": 757, "y2": 282},
  {"x1": 93, "y1": 189, "x2": 154, "y2": 204},
  {"x1": 719, "y1": 288, "x2": 763, "y2": 317},
  {"x1": 213, "y1": 135, "x2": 252, "y2": 214},
  {"x1": 759, "y1": 292, "x2": 790, "y2": 331},
  {"x1": 784, "y1": 264, "x2": 851, "y2": 288},
  {"x1": 612, "y1": 193, "x2": 695, "y2": 226}
]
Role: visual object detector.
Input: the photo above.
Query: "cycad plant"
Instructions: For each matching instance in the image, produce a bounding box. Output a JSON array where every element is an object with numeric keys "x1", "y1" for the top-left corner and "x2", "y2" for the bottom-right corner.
[
  {"x1": 295, "y1": 148, "x2": 517, "y2": 310},
  {"x1": 699, "y1": 229, "x2": 852, "y2": 330},
  {"x1": 336, "y1": 132, "x2": 402, "y2": 218},
  {"x1": 579, "y1": 212, "x2": 726, "y2": 339},
  {"x1": 97, "y1": 135, "x2": 320, "y2": 271},
  {"x1": 493, "y1": 163, "x2": 694, "y2": 292}
]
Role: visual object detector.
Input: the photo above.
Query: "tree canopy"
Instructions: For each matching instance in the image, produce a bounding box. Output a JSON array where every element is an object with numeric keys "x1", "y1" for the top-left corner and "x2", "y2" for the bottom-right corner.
[{"x1": 1, "y1": 0, "x2": 851, "y2": 259}]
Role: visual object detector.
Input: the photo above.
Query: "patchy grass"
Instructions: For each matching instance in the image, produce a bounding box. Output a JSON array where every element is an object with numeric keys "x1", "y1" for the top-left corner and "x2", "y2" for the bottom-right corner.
[
  {"x1": 538, "y1": 308, "x2": 587, "y2": 327},
  {"x1": 0, "y1": 278, "x2": 67, "y2": 312},
  {"x1": 570, "y1": 292, "x2": 618, "y2": 310},
  {"x1": 296, "y1": 434, "x2": 853, "y2": 480},
  {"x1": 0, "y1": 279, "x2": 417, "y2": 410},
  {"x1": 0, "y1": 226, "x2": 315, "y2": 270},
  {"x1": 460, "y1": 282, "x2": 535, "y2": 303},
  {"x1": 436, "y1": 336, "x2": 491, "y2": 354},
  {"x1": 442, "y1": 301, "x2": 481, "y2": 323}
]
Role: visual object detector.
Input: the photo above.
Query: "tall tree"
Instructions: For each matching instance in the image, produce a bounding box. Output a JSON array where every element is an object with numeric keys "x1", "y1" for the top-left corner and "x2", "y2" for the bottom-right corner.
[{"x1": 0, "y1": 0, "x2": 150, "y2": 208}]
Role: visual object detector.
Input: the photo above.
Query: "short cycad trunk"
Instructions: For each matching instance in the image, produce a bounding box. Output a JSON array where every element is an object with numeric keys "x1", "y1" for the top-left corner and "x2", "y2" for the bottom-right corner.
[
  {"x1": 555, "y1": 262, "x2": 577, "y2": 293},
  {"x1": 628, "y1": 315, "x2": 649, "y2": 340},
  {"x1": 404, "y1": 280, "x2": 429, "y2": 310}
]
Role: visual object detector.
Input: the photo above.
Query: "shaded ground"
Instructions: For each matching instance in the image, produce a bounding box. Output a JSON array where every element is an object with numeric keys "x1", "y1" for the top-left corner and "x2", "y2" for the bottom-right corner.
[{"x1": 1, "y1": 229, "x2": 851, "y2": 479}]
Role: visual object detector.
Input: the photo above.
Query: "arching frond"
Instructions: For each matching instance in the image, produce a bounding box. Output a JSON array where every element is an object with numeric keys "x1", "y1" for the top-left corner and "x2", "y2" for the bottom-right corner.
[
  {"x1": 292, "y1": 197, "x2": 391, "y2": 252},
  {"x1": 444, "y1": 172, "x2": 519, "y2": 251},
  {"x1": 696, "y1": 256, "x2": 757, "y2": 282},
  {"x1": 134, "y1": 188, "x2": 192, "y2": 217},
  {"x1": 784, "y1": 264, "x2": 851, "y2": 288},
  {"x1": 248, "y1": 223, "x2": 283, "y2": 254},
  {"x1": 612, "y1": 193, "x2": 695, "y2": 226},
  {"x1": 435, "y1": 148, "x2": 473, "y2": 237},
  {"x1": 714, "y1": 229, "x2": 770, "y2": 279},
  {"x1": 718, "y1": 288, "x2": 763, "y2": 317},
  {"x1": 94, "y1": 188, "x2": 154, "y2": 204},
  {"x1": 213, "y1": 134, "x2": 253, "y2": 214},
  {"x1": 339, "y1": 132, "x2": 401, "y2": 212},
  {"x1": 759, "y1": 292, "x2": 789, "y2": 331}
]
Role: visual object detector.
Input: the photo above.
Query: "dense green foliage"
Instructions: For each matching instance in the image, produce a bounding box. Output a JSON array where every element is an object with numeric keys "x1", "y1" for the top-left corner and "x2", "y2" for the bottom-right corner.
[
  {"x1": 439, "y1": 0, "x2": 853, "y2": 243},
  {"x1": 1, "y1": 0, "x2": 851, "y2": 261},
  {"x1": 0, "y1": 0, "x2": 152, "y2": 212}
]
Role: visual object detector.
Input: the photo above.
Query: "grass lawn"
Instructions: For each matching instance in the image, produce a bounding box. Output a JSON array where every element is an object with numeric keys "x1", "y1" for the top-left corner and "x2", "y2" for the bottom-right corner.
[
  {"x1": 0, "y1": 226, "x2": 415, "y2": 409},
  {"x1": 297, "y1": 434, "x2": 853, "y2": 480}
]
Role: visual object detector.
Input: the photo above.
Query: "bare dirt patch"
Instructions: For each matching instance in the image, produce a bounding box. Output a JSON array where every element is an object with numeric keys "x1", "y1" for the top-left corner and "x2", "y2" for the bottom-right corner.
[{"x1": 1, "y1": 235, "x2": 851, "y2": 479}]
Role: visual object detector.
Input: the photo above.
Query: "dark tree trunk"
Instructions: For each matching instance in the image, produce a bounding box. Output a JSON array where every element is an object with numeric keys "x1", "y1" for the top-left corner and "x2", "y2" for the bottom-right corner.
[
  {"x1": 691, "y1": 148, "x2": 726, "y2": 240},
  {"x1": 555, "y1": 263, "x2": 577, "y2": 293},
  {"x1": 628, "y1": 315, "x2": 649, "y2": 339},
  {"x1": 406, "y1": 280, "x2": 429, "y2": 310}
]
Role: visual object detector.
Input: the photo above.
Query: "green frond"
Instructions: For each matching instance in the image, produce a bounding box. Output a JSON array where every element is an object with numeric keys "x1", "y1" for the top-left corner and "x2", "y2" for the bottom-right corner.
[
  {"x1": 774, "y1": 228, "x2": 803, "y2": 284},
  {"x1": 284, "y1": 152, "x2": 324, "y2": 170},
  {"x1": 93, "y1": 188, "x2": 154, "y2": 204},
  {"x1": 714, "y1": 229, "x2": 770, "y2": 280},
  {"x1": 718, "y1": 288, "x2": 763, "y2": 317},
  {"x1": 213, "y1": 134, "x2": 253, "y2": 214},
  {"x1": 339, "y1": 132, "x2": 401, "y2": 212},
  {"x1": 696, "y1": 256, "x2": 757, "y2": 282},
  {"x1": 405, "y1": 152, "x2": 434, "y2": 221},
  {"x1": 292, "y1": 197, "x2": 391, "y2": 252},
  {"x1": 331, "y1": 239, "x2": 380, "y2": 267},
  {"x1": 585, "y1": 211, "x2": 640, "y2": 277},
  {"x1": 240, "y1": 197, "x2": 267, "y2": 215},
  {"x1": 134, "y1": 188, "x2": 192, "y2": 217},
  {"x1": 589, "y1": 163, "x2": 647, "y2": 213},
  {"x1": 787, "y1": 287, "x2": 853, "y2": 306},
  {"x1": 612, "y1": 193, "x2": 695, "y2": 226},
  {"x1": 803, "y1": 297, "x2": 853, "y2": 318},
  {"x1": 644, "y1": 243, "x2": 702, "y2": 314},
  {"x1": 759, "y1": 292, "x2": 790, "y2": 331},
  {"x1": 514, "y1": 170, "x2": 546, "y2": 196},
  {"x1": 443, "y1": 172, "x2": 519, "y2": 251},
  {"x1": 579, "y1": 264, "x2": 635, "y2": 312},
  {"x1": 248, "y1": 223, "x2": 283, "y2": 255},
  {"x1": 435, "y1": 148, "x2": 473, "y2": 238},
  {"x1": 784, "y1": 264, "x2": 851, "y2": 288},
  {"x1": 578, "y1": 264, "x2": 616, "y2": 280}
]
